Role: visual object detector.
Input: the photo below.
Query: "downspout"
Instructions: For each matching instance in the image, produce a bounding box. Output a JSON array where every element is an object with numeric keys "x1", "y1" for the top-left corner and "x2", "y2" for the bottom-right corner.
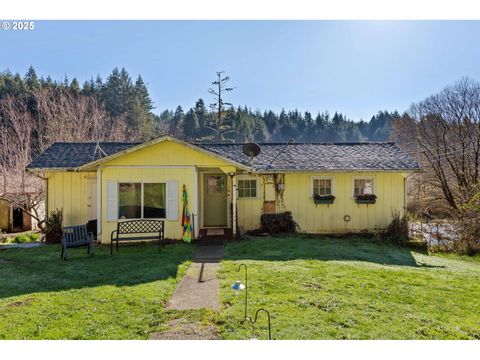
[
  {"x1": 404, "y1": 173, "x2": 414, "y2": 217},
  {"x1": 193, "y1": 166, "x2": 199, "y2": 239},
  {"x1": 232, "y1": 173, "x2": 237, "y2": 238},
  {"x1": 97, "y1": 167, "x2": 102, "y2": 240}
]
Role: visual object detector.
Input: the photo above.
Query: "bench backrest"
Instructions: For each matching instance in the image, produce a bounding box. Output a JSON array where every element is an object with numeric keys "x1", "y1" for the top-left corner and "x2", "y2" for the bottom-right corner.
[
  {"x1": 117, "y1": 220, "x2": 164, "y2": 235},
  {"x1": 62, "y1": 225, "x2": 91, "y2": 245}
]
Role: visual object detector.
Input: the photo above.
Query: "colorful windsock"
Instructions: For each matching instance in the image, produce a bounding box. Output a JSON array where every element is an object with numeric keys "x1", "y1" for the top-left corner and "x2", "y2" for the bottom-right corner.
[{"x1": 181, "y1": 184, "x2": 192, "y2": 243}]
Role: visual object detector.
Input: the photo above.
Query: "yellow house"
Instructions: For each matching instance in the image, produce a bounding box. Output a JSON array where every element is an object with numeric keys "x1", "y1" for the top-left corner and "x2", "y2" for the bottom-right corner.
[{"x1": 26, "y1": 136, "x2": 420, "y2": 241}]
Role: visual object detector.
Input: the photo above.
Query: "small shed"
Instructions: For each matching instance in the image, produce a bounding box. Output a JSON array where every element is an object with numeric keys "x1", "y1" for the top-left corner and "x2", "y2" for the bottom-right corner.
[{"x1": 0, "y1": 197, "x2": 42, "y2": 233}]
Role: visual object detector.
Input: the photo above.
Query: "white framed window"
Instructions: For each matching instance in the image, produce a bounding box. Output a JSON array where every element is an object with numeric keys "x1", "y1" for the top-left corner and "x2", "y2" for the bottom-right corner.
[
  {"x1": 311, "y1": 177, "x2": 334, "y2": 197},
  {"x1": 353, "y1": 178, "x2": 374, "y2": 196},
  {"x1": 237, "y1": 177, "x2": 259, "y2": 198},
  {"x1": 118, "y1": 182, "x2": 166, "y2": 219}
]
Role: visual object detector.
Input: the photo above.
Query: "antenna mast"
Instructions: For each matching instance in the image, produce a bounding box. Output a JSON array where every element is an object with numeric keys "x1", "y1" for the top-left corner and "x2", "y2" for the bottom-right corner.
[{"x1": 266, "y1": 139, "x2": 294, "y2": 170}]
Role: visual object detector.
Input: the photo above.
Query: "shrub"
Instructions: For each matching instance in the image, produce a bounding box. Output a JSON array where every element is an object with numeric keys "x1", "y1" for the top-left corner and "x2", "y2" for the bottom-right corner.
[
  {"x1": 12, "y1": 232, "x2": 40, "y2": 243},
  {"x1": 454, "y1": 212, "x2": 480, "y2": 255},
  {"x1": 44, "y1": 209, "x2": 63, "y2": 244},
  {"x1": 454, "y1": 188, "x2": 480, "y2": 255},
  {"x1": 381, "y1": 211, "x2": 410, "y2": 245},
  {"x1": 260, "y1": 211, "x2": 298, "y2": 234}
]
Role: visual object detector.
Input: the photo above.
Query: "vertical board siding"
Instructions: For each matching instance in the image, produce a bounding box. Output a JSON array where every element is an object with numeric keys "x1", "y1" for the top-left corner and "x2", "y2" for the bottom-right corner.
[
  {"x1": 47, "y1": 172, "x2": 96, "y2": 226},
  {"x1": 236, "y1": 175, "x2": 264, "y2": 231},
  {"x1": 282, "y1": 172, "x2": 407, "y2": 233}
]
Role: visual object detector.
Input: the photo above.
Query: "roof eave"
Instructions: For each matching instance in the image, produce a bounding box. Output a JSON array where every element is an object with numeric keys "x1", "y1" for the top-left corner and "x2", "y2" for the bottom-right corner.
[
  {"x1": 26, "y1": 167, "x2": 80, "y2": 172},
  {"x1": 250, "y1": 168, "x2": 423, "y2": 173}
]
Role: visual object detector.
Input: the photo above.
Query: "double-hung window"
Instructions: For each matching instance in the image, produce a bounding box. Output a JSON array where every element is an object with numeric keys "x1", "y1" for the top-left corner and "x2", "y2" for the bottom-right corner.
[
  {"x1": 353, "y1": 179, "x2": 374, "y2": 196},
  {"x1": 118, "y1": 182, "x2": 166, "y2": 219},
  {"x1": 312, "y1": 178, "x2": 333, "y2": 197},
  {"x1": 237, "y1": 178, "x2": 258, "y2": 198}
]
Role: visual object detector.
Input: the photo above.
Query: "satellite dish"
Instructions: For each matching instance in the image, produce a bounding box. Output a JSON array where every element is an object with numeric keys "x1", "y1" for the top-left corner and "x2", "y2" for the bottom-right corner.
[{"x1": 243, "y1": 142, "x2": 261, "y2": 159}]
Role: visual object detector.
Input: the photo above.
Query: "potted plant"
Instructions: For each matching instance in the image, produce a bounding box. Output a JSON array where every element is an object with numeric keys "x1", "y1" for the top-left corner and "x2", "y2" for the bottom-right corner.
[
  {"x1": 313, "y1": 194, "x2": 335, "y2": 205},
  {"x1": 44, "y1": 208, "x2": 63, "y2": 244},
  {"x1": 355, "y1": 194, "x2": 377, "y2": 204}
]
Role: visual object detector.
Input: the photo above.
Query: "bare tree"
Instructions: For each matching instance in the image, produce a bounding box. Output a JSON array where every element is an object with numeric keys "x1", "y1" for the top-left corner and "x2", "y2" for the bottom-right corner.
[
  {"x1": 0, "y1": 89, "x2": 133, "y2": 230},
  {"x1": 0, "y1": 95, "x2": 45, "y2": 228},
  {"x1": 392, "y1": 77, "x2": 480, "y2": 213},
  {"x1": 207, "y1": 71, "x2": 235, "y2": 141},
  {"x1": 33, "y1": 87, "x2": 130, "y2": 152}
]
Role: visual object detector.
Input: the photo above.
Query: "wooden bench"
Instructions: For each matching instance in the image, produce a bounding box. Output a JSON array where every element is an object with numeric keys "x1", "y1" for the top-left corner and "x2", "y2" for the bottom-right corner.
[
  {"x1": 61, "y1": 225, "x2": 95, "y2": 260},
  {"x1": 110, "y1": 219, "x2": 165, "y2": 255}
]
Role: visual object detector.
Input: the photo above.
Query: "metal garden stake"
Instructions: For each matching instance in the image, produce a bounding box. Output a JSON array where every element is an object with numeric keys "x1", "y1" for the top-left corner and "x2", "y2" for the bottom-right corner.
[
  {"x1": 231, "y1": 263, "x2": 248, "y2": 321},
  {"x1": 249, "y1": 308, "x2": 272, "y2": 340}
]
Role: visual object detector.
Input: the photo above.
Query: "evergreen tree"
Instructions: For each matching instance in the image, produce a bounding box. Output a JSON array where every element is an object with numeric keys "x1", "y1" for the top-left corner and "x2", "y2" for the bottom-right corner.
[
  {"x1": 24, "y1": 66, "x2": 39, "y2": 91},
  {"x1": 134, "y1": 75, "x2": 154, "y2": 112},
  {"x1": 171, "y1": 106, "x2": 185, "y2": 138},
  {"x1": 102, "y1": 67, "x2": 133, "y2": 118},
  {"x1": 82, "y1": 78, "x2": 96, "y2": 96},
  {"x1": 70, "y1": 78, "x2": 80, "y2": 95},
  {"x1": 264, "y1": 110, "x2": 278, "y2": 134},
  {"x1": 184, "y1": 108, "x2": 199, "y2": 139},
  {"x1": 194, "y1": 98, "x2": 207, "y2": 128}
]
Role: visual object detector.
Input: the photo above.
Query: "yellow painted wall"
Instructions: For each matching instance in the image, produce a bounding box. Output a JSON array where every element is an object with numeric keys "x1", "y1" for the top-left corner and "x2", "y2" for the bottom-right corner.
[
  {"x1": 236, "y1": 175, "x2": 264, "y2": 231},
  {"x1": 0, "y1": 199, "x2": 10, "y2": 231},
  {"x1": 103, "y1": 140, "x2": 234, "y2": 168},
  {"x1": 282, "y1": 172, "x2": 407, "y2": 233},
  {"x1": 46, "y1": 171, "x2": 96, "y2": 226}
]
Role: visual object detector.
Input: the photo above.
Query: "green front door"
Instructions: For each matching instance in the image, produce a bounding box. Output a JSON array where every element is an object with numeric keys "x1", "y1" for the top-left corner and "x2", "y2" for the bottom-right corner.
[{"x1": 203, "y1": 173, "x2": 228, "y2": 227}]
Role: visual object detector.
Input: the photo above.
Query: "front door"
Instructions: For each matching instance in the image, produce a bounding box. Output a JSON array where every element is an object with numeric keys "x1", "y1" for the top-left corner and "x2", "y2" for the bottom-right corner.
[
  {"x1": 203, "y1": 174, "x2": 227, "y2": 227},
  {"x1": 87, "y1": 178, "x2": 97, "y2": 221}
]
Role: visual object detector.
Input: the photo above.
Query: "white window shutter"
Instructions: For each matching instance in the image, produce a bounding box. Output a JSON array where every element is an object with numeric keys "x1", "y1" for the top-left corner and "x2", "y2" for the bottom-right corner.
[
  {"x1": 166, "y1": 180, "x2": 179, "y2": 221},
  {"x1": 106, "y1": 180, "x2": 118, "y2": 221}
]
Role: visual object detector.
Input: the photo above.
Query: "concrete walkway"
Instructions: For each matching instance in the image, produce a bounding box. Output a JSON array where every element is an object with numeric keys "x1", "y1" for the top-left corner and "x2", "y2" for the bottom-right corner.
[
  {"x1": 0, "y1": 242, "x2": 44, "y2": 249},
  {"x1": 165, "y1": 244, "x2": 224, "y2": 311}
]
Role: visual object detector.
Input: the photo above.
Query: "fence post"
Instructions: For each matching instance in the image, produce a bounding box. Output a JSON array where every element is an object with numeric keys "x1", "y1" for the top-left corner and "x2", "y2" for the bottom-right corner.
[{"x1": 437, "y1": 222, "x2": 440, "y2": 245}]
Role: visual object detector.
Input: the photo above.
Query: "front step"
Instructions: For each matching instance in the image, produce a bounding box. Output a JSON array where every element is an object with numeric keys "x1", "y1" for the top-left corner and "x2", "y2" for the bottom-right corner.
[{"x1": 198, "y1": 228, "x2": 232, "y2": 243}]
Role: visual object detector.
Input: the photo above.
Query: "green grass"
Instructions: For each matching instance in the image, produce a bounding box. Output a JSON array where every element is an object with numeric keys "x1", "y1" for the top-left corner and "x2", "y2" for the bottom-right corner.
[
  {"x1": 218, "y1": 236, "x2": 480, "y2": 340},
  {"x1": 0, "y1": 242, "x2": 202, "y2": 339},
  {"x1": 3, "y1": 236, "x2": 480, "y2": 339}
]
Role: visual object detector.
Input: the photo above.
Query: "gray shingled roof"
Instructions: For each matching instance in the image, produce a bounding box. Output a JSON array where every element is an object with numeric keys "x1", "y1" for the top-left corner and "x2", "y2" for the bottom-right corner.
[
  {"x1": 27, "y1": 142, "x2": 140, "y2": 169},
  {"x1": 27, "y1": 141, "x2": 421, "y2": 172},
  {"x1": 197, "y1": 142, "x2": 421, "y2": 171}
]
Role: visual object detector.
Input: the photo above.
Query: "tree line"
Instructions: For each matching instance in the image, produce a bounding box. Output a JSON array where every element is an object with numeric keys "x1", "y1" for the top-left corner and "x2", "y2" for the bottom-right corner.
[{"x1": 0, "y1": 66, "x2": 397, "y2": 149}]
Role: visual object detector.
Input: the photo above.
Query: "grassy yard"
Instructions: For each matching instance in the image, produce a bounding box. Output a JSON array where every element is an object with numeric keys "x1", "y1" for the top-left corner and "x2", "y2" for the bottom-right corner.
[
  {"x1": 2, "y1": 236, "x2": 480, "y2": 340},
  {"x1": 219, "y1": 236, "x2": 480, "y2": 340},
  {"x1": 0, "y1": 242, "x2": 212, "y2": 339}
]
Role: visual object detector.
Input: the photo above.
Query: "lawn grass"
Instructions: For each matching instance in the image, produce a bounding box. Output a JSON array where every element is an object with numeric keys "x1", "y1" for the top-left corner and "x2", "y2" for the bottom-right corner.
[
  {"x1": 3, "y1": 236, "x2": 480, "y2": 340},
  {"x1": 218, "y1": 236, "x2": 480, "y2": 340},
  {"x1": 0, "y1": 242, "x2": 202, "y2": 339}
]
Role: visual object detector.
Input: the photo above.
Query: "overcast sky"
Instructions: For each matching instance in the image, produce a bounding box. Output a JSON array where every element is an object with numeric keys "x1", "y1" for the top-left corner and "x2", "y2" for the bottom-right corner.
[{"x1": 2, "y1": 20, "x2": 480, "y2": 120}]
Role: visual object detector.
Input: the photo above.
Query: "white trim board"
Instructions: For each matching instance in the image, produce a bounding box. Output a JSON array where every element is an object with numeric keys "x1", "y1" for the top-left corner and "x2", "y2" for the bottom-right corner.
[{"x1": 310, "y1": 176, "x2": 335, "y2": 198}]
